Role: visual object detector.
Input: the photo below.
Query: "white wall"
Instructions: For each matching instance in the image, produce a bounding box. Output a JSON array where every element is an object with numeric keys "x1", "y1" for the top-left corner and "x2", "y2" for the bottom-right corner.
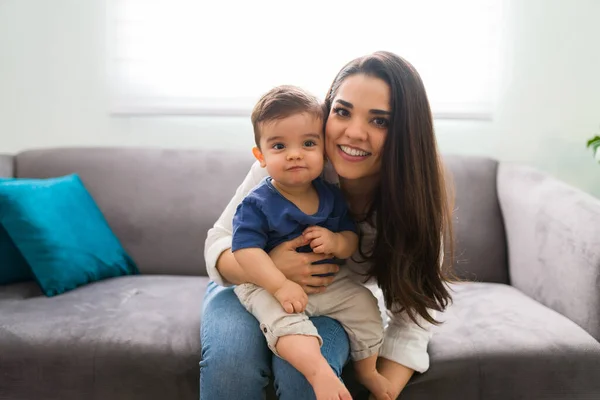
[{"x1": 0, "y1": 0, "x2": 599, "y2": 197}]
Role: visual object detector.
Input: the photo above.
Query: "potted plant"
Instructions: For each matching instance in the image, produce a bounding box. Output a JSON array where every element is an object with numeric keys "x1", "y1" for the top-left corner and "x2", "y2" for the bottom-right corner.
[{"x1": 588, "y1": 135, "x2": 600, "y2": 163}]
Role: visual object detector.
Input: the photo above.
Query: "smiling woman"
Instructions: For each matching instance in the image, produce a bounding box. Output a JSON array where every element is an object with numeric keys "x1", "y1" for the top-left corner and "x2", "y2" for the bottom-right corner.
[{"x1": 201, "y1": 51, "x2": 455, "y2": 400}]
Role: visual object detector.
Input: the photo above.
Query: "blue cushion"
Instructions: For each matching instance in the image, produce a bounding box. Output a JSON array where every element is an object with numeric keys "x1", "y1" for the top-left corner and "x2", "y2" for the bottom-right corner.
[
  {"x1": 0, "y1": 224, "x2": 31, "y2": 285},
  {"x1": 0, "y1": 174, "x2": 139, "y2": 296}
]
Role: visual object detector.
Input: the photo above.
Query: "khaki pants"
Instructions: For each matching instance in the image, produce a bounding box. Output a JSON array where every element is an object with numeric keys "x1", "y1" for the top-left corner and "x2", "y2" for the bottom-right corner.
[{"x1": 234, "y1": 276, "x2": 383, "y2": 361}]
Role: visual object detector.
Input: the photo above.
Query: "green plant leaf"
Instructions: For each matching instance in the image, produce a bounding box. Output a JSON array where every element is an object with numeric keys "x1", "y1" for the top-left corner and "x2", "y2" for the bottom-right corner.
[
  {"x1": 588, "y1": 136, "x2": 600, "y2": 163},
  {"x1": 587, "y1": 135, "x2": 600, "y2": 149}
]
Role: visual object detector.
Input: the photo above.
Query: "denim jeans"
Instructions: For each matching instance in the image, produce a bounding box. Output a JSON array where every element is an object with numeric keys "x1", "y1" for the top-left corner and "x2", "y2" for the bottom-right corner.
[{"x1": 200, "y1": 281, "x2": 351, "y2": 400}]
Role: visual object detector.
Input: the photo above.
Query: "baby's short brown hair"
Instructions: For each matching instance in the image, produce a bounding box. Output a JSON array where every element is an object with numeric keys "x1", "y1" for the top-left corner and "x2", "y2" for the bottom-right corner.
[{"x1": 251, "y1": 85, "x2": 324, "y2": 147}]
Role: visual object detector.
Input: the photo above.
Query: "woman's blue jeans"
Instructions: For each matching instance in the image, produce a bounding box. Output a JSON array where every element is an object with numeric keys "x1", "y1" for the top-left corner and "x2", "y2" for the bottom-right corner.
[{"x1": 200, "y1": 281, "x2": 351, "y2": 400}]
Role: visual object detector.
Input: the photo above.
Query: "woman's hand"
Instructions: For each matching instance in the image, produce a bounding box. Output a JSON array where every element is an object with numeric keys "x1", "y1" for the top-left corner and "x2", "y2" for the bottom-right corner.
[{"x1": 268, "y1": 235, "x2": 340, "y2": 294}]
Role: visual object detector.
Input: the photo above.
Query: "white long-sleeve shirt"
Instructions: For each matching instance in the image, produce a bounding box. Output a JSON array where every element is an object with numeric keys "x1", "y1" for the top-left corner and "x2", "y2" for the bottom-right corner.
[{"x1": 204, "y1": 161, "x2": 435, "y2": 373}]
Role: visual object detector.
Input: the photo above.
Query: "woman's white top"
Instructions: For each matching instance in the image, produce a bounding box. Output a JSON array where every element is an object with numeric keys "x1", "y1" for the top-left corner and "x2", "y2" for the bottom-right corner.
[{"x1": 204, "y1": 161, "x2": 437, "y2": 373}]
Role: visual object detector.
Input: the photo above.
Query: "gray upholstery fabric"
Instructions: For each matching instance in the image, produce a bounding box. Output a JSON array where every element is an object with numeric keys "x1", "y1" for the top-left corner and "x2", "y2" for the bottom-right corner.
[
  {"x1": 309, "y1": 282, "x2": 600, "y2": 400},
  {"x1": 399, "y1": 283, "x2": 600, "y2": 400},
  {"x1": 0, "y1": 154, "x2": 13, "y2": 177},
  {"x1": 443, "y1": 156, "x2": 509, "y2": 283},
  {"x1": 0, "y1": 276, "x2": 207, "y2": 400},
  {"x1": 3, "y1": 278, "x2": 597, "y2": 400},
  {"x1": 498, "y1": 163, "x2": 600, "y2": 341},
  {"x1": 2, "y1": 148, "x2": 598, "y2": 400},
  {"x1": 14, "y1": 148, "x2": 255, "y2": 276}
]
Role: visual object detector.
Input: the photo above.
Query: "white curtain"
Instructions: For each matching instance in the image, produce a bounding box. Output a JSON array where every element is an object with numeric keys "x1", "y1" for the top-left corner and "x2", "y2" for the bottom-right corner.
[{"x1": 109, "y1": 0, "x2": 503, "y2": 119}]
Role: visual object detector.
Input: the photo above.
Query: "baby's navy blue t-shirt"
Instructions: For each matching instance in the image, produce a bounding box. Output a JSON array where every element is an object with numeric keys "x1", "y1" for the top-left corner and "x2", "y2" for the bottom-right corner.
[{"x1": 231, "y1": 177, "x2": 356, "y2": 254}]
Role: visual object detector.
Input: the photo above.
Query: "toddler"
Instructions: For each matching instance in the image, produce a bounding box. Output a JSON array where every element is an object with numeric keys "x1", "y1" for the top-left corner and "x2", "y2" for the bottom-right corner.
[{"x1": 232, "y1": 85, "x2": 392, "y2": 400}]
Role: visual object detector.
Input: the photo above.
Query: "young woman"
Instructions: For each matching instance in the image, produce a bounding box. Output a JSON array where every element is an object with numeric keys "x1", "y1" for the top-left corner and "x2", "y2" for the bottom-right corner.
[{"x1": 200, "y1": 51, "x2": 454, "y2": 400}]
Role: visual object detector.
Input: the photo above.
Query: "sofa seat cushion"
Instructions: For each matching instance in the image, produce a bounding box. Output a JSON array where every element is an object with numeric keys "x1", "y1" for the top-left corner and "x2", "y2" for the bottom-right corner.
[
  {"x1": 0, "y1": 275, "x2": 207, "y2": 400},
  {"x1": 400, "y1": 282, "x2": 600, "y2": 400}
]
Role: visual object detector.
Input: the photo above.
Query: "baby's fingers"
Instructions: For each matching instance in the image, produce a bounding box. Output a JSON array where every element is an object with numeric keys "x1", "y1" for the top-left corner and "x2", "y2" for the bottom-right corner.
[
  {"x1": 303, "y1": 225, "x2": 325, "y2": 236},
  {"x1": 282, "y1": 302, "x2": 294, "y2": 314},
  {"x1": 292, "y1": 300, "x2": 304, "y2": 313},
  {"x1": 303, "y1": 226, "x2": 317, "y2": 234},
  {"x1": 303, "y1": 231, "x2": 322, "y2": 241},
  {"x1": 309, "y1": 237, "x2": 324, "y2": 249},
  {"x1": 313, "y1": 245, "x2": 326, "y2": 254}
]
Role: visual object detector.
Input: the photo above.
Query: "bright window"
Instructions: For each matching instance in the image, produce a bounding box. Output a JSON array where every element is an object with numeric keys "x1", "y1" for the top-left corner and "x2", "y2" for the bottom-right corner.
[{"x1": 109, "y1": 0, "x2": 503, "y2": 119}]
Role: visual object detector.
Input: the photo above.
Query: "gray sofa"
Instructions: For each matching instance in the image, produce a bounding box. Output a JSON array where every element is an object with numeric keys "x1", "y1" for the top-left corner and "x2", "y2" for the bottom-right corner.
[{"x1": 0, "y1": 147, "x2": 599, "y2": 400}]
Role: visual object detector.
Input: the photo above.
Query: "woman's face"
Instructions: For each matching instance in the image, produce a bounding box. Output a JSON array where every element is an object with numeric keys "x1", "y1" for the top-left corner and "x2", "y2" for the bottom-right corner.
[{"x1": 325, "y1": 74, "x2": 390, "y2": 181}]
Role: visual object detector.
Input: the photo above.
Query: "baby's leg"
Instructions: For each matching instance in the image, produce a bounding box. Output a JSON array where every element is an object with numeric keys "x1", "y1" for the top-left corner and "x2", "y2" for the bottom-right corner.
[
  {"x1": 312, "y1": 279, "x2": 392, "y2": 400},
  {"x1": 277, "y1": 336, "x2": 351, "y2": 400},
  {"x1": 235, "y1": 284, "x2": 351, "y2": 400}
]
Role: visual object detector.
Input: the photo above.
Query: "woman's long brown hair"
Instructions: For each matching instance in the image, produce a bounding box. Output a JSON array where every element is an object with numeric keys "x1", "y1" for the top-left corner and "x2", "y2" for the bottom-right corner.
[{"x1": 324, "y1": 51, "x2": 455, "y2": 326}]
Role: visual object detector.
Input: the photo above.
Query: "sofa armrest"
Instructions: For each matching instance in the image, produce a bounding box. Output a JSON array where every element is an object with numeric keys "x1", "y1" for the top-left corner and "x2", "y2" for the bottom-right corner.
[{"x1": 497, "y1": 163, "x2": 600, "y2": 341}]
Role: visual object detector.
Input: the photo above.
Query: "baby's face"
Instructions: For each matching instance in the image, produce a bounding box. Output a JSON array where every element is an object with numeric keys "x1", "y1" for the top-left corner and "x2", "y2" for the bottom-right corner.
[{"x1": 257, "y1": 112, "x2": 325, "y2": 187}]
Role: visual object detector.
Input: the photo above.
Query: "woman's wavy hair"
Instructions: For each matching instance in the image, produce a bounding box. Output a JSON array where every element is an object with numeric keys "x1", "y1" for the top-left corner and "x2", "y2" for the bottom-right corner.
[{"x1": 323, "y1": 51, "x2": 455, "y2": 326}]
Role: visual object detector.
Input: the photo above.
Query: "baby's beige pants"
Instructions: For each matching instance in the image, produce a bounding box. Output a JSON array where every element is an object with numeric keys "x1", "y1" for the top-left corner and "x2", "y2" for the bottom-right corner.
[{"x1": 234, "y1": 275, "x2": 383, "y2": 361}]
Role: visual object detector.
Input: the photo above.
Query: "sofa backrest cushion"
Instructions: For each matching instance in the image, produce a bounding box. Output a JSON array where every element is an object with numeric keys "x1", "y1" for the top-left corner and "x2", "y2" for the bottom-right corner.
[
  {"x1": 444, "y1": 155, "x2": 509, "y2": 283},
  {"x1": 13, "y1": 148, "x2": 509, "y2": 282},
  {"x1": 15, "y1": 148, "x2": 254, "y2": 276}
]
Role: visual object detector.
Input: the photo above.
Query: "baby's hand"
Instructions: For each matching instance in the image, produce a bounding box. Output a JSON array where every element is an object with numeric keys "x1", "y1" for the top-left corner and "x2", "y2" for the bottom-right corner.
[
  {"x1": 303, "y1": 226, "x2": 339, "y2": 255},
  {"x1": 273, "y1": 280, "x2": 308, "y2": 314}
]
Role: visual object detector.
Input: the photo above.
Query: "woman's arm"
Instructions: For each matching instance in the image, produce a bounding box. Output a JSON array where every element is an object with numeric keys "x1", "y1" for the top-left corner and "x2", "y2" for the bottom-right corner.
[
  {"x1": 379, "y1": 309, "x2": 435, "y2": 373},
  {"x1": 374, "y1": 234, "x2": 446, "y2": 396},
  {"x1": 376, "y1": 308, "x2": 436, "y2": 397},
  {"x1": 204, "y1": 161, "x2": 267, "y2": 285},
  {"x1": 204, "y1": 162, "x2": 341, "y2": 289}
]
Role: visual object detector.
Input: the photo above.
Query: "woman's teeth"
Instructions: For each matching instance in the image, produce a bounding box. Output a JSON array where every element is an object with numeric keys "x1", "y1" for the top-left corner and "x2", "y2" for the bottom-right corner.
[{"x1": 340, "y1": 145, "x2": 370, "y2": 157}]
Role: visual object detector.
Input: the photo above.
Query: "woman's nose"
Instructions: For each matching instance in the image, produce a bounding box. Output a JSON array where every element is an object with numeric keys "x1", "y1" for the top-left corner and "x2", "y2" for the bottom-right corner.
[{"x1": 344, "y1": 120, "x2": 368, "y2": 141}]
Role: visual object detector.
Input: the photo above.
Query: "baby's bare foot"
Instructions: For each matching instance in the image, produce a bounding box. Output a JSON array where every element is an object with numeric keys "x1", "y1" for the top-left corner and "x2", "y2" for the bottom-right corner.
[
  {"x1": 357, "y1": 370, "x2": 393, "y2": 400},
  {"x1": 309, "y1": 368, "x2": 352, "y2": 400}
]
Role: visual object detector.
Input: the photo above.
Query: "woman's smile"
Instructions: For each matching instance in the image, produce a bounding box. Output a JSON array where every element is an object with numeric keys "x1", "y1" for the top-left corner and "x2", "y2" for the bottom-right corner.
[{"x1": 337, "y1": 145, "x2": 372, "y2": 163}]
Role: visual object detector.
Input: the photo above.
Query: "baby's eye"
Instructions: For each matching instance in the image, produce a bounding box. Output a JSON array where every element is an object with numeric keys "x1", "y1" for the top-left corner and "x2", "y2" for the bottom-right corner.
[
  {"x1": 303, "y1": 140, "x2": 316, "y2": 147},
  {"x1": 333, "y1": 107, "x2": 350, "y2": 118},
  {"x1": 272, "y1": 143, "x2": 285, "y2": 150},
  {"x1": 372, "y1": 117, "x2": 389, "y2": 128}
]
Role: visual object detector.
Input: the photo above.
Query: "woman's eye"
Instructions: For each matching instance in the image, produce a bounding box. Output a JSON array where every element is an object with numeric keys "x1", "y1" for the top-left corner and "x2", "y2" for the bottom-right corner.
[
  {"x1": 303, "y1": 140, "x2": 316, "y2": 147},
  {"x1": 272, "y1": 143, "x2": 285, "y2": 150},
  {"x1": 373, "y1": 118, "x2": 389, "y2": 128},
  {"x1": 333, "y1": 107, "x2": 350, "y2": 117}
]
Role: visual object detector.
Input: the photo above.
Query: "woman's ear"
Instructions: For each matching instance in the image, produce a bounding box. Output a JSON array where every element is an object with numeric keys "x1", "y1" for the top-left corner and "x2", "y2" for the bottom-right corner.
[{"x1": 252, "y1": 147, "x2": 267, "y2": 168}]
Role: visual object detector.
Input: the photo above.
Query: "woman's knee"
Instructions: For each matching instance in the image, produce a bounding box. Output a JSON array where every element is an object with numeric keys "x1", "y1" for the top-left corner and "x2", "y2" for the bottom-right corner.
[
  {"x1": 202, "y1": 284, "x2": 271, "y2": 357},
  {"x1": 200, "y1": 284, "x2": 272, "y2": 393},
  {"x1": 273, "y1": 316, "x2": 350, "y2": 400},
  {"x1": 310, "y1": 316, "x2": 350, "y2": 375}
]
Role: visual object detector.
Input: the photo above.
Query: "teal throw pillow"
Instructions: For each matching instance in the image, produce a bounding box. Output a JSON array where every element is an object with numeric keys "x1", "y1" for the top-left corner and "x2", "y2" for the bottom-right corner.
[
  {"x1": 0, "y1": 224, "x2": 32, "y2": 285},
  {"x1": 0, "y1": 174, "x2": 139, "y2": 296}
]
